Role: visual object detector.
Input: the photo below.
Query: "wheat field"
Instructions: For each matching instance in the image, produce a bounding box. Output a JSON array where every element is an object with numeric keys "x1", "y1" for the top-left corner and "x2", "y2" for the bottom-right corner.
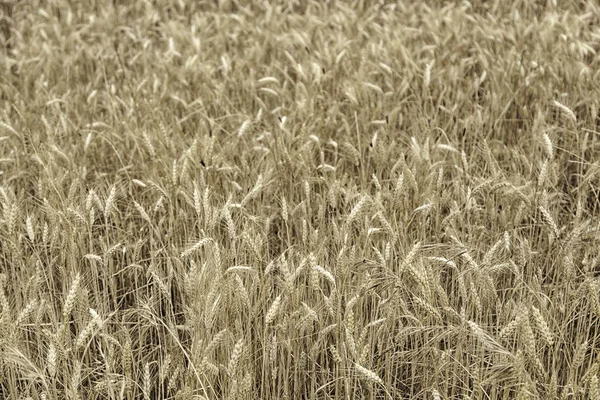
[{"x1": 1, "y1": 0, "x2": 600, "y2": 399}]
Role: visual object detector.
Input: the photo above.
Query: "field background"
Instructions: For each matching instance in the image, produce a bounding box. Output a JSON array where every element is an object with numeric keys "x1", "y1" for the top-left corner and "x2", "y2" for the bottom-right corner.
[{"x1": 1, "y1": 0, "x2": 600, "y2": 399}]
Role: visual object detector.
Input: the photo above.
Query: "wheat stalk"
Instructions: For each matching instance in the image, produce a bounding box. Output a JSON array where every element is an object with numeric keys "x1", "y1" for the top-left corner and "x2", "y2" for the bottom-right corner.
[
  {"x1": 104, "y1": 184, "x2": 117, "y2": 220},
  {"x1": 265, "y1": 295, "x2": 282, "y2": 325},
  {"x1": 227, "y1": 338, "x2": 245, "y2": 377},
  {"x1": 355, "y1": 363, "x2": 384, "y2": 385},
  {"x1": 62, "y1": 273, "x2": 81, "y2": 321},
  {"x1": 552, "y1": 100, "x2": 576, "y2": 122}
]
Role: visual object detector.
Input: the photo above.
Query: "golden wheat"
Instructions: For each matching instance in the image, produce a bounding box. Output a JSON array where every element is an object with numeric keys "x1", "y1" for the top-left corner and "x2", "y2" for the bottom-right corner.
[{"x1": 1, "y1": 1, "x2": 598, "y2": 399}]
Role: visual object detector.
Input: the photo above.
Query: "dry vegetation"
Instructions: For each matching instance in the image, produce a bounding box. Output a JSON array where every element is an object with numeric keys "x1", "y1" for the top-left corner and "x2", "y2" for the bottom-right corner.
[{"x1": 1, "y1": 0, "x2": 600, "y2": 399}]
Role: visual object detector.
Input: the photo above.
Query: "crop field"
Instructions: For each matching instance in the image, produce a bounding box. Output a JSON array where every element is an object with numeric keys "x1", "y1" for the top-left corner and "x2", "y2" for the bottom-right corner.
[{"x1": 1, "y1": 0, "x2": 600, "y2": 399}]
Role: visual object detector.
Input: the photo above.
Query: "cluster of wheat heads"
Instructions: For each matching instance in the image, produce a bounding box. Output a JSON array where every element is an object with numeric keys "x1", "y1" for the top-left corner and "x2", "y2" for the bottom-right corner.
[{"x1": 1, "y1": 0, "x2": 600, "y2": 399}]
